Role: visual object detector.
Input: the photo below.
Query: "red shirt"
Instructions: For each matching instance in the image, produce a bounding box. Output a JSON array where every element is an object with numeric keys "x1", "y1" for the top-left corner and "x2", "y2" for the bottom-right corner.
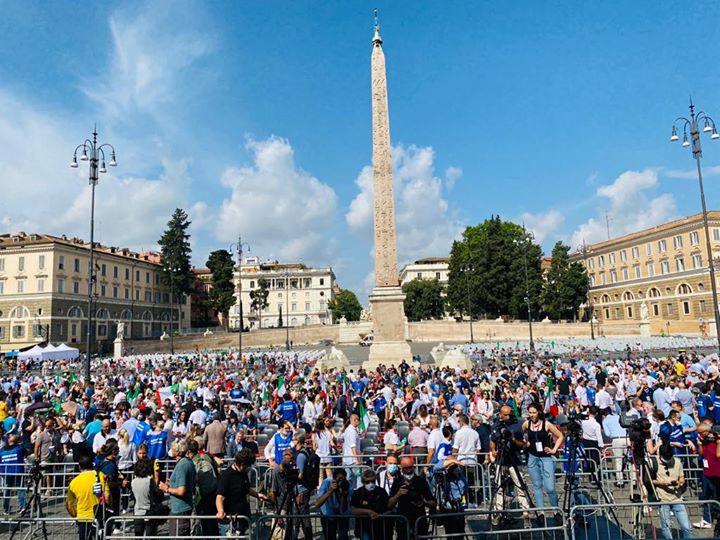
[{"x1": 702, "y1": 439, "x2": 720, "y2": 478}]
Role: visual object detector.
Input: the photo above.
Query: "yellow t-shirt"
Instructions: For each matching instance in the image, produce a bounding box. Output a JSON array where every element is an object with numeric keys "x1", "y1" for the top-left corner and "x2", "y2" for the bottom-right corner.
[
  {"x1": 0, "y1": 402, "x2": 9, "y2": 422},
  {"x1": 66, "y1": 470, "x2": 108, "y2": 521}
]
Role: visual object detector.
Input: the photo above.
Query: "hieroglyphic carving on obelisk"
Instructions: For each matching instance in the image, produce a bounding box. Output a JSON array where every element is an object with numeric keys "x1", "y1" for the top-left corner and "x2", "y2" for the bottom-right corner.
[
  {"x1": 371, "y1": 11, "x2": 400, "y2": 288},
  {"x1": 364, "y1": 9, "x2": 412, "y2": 370}
]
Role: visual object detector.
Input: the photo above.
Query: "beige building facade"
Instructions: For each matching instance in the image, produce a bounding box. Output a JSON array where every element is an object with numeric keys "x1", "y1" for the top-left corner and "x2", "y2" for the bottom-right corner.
[
  {"x1": 399, "y1": 257, "x2": 450, "y2": 286},
  {"x1": 573, "y1": 212, "x2": 720, "y2": 335},
  {"x1": 230, "y1": 258, "x2": 336, "y2": 331},
  {"x1": 0, "y1": 232, "x2": 190, "y2": 354}
]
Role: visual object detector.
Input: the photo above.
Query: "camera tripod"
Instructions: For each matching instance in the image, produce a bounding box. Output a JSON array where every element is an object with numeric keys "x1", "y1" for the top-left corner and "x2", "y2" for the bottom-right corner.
[
  {"x1": 621, "y1": 444, "x2": 660, "y2": 540},
  {"x1": 562, "y1": 430, "x2": 619, "y2": 532},
  {"x1": 268, "y1": 475, "x2": 311, "y2": 540},
  {"x1": 430, "y1": 468, "x2": 466, "y2": 538},
  {"x1": 10, "y1": 465, "x2": 49, "y2": 540}
]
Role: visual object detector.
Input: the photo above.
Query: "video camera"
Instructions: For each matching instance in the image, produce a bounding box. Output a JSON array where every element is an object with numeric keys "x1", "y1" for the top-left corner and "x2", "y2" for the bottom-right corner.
[
  {"x1": 565, "y1": 411, "x2": 588, "y2": 438},
  {"x1": 619, "y1": 413, "x2": 651, "y2": 462},
  {"x1": 280, "y1": 461, "x2": 300, "y2": 484}
]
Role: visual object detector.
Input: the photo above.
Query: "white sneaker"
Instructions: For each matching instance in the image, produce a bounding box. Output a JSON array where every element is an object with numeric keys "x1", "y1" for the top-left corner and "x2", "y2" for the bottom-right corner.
[{"x1": 693, "y1": 520, "x2": 712, "y2": 529}]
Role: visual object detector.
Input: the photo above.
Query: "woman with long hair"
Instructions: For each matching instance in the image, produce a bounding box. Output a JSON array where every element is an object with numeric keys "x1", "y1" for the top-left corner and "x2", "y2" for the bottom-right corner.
[
  {"x1": 313, "y1": 417, "x2": 334, "y2": 481},
  {"x1": 171, "y1": 409, "x2": 189, "y2": 441}
]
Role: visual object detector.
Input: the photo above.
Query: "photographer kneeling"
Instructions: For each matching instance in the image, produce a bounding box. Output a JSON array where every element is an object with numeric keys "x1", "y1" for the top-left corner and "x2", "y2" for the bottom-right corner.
[
  {"x1": 314, "y1": 468, "x2": 351, "y2": 540},
  {"x1": 216, "y1": 448, "x2": 267, "y2": 536}
]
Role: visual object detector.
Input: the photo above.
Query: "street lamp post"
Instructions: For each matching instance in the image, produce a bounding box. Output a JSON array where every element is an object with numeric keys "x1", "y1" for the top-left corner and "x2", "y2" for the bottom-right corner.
[
  {"x1": 521, "y1": 230, "x2": 536, "y2": 353},
  {"x1": 465, "y1": 262, "x2": 475, "y2": 344},
  {"x1": 672, "y1": 102, "x2": 720, "y2": 358},
  {"x1": 230, "y1": 235, "x2": 251, "y2": 358},
  {"x1": 165, "y1": 264, "x2": 180, "y2": 355},
  {"x1": 71, "y1": 127, "x2": 117, "y2": 385},
  {"x1": 577, "y1": 241, "x2": 595, "y2": 340},
  {"x1": 285, "y1": 269, "x2": 291, "y2": 350}
]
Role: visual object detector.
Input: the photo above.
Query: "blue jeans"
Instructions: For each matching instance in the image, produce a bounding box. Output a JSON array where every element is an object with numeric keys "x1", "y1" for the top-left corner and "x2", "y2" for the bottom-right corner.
[
  {"x1": 701, "y1": 475, "x2": 719, "y2": 523},
  {"x1": 527, "y1": 454, "x2": 559, "y2": 509},
  {"x1": 3, "y1": 475, "x2": 26, "y2": 513},
  {"x1": 345, "y1": 466, "x2": 360, "y2": 492},
  {"x1": 658, "y1": 503, "x2": 693, "y2": 540}
]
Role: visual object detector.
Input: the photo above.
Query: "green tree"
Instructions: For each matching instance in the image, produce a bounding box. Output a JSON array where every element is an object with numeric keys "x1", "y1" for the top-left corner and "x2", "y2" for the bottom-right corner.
[
  {"x1": 158, "y1": 208, "x2": 194, "y2": 309},
  {"x1": 402, "y1": 279, "x2": 445, "y2": 321},
  {"x1": 328, "y1": 289, "x2": 363, "y2": 321},
  {"x1": 542, "y1": 241, "x2": 589, "y2": 320},
  {"x1": 250, "y1": 278, "x2": 270, "y2": 328},
  {"x1": 278, "y1": 304, "x2": 284, "y2": 328},
  {"x1": 206, "y1": 249, "x2": 236, "y2": 331},
  {"x1": 446, "y1": 216, "x2": 544, "y2": 319}
]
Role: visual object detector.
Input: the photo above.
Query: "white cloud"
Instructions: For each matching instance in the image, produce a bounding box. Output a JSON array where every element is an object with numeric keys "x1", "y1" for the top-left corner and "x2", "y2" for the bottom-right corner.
[
  {"x1": 346, "y1": 144, "x2": 463, "y2": 264},
  {"x1": 215, "y1": 136, "x2": 338, "y2": 263},
  {"x1": 83, "y1": 3, "x2": 213, "y2": 121},
  {"x1": 664, "y1": 165, "x2": 720, "y2": 179},
  {"x1": 570, "y1": 169, "x2": 677, "y2": 247},
  {"x1": 520, "y1": 210, "x2": 565, "y2": 243},
  {"x1": 444, "y1": 166, "x2": 462, "y2": 190}
]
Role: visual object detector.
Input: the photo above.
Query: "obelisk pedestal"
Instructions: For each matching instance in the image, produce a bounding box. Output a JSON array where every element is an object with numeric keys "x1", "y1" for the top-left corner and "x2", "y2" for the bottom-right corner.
[{"x1": 362, "y1": 13, "x2": 412, "y2": 372}]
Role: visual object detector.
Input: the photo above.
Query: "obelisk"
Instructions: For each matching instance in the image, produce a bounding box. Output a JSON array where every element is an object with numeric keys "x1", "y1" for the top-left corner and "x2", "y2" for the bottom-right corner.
[{"x1": 363, "y1": 10, "x2": 412, "y2": 371}]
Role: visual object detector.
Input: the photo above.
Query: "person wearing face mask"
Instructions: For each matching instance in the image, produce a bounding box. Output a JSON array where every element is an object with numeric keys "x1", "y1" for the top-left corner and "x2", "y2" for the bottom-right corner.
[
  {"x1": 650, "y1": 443, "x2": 693, "y2": 540},
  {"x1": 388, "y1": 456, "x2": 434, "y2": 540},
  {"x1": 350, "y1": 469, "x2": 389, "y2": 540},
  {"x1": 263, "y1": 421, "x2": 294, "y2": 468},
  {"x1": 378, "y1": 452, "x2": 399, "y2": 495},
  {"x1": 314, "y1": 468, "x2": 351, "y2": 540}
]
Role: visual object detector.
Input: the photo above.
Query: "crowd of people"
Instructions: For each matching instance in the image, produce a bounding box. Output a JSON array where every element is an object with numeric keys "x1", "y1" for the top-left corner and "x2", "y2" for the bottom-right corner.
[{"x1": 0, "y1": 343, "x2": 718, "y2": 539}]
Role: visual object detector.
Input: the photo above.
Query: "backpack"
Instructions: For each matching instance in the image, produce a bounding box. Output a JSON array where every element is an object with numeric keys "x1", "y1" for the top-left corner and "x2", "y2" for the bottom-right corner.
[
  {"x1": 300, "y1": 448, "x2": 321, "y2": 490},
  {"x1": 193, "y1": 453, "x2": 218, "y2": 501}
]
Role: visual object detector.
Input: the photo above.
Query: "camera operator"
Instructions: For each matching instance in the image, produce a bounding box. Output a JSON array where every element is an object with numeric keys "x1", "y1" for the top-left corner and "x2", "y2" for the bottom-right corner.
[
  {"x1": 489, "y1": 405, "x2": 531, "y2": 521},
  {"x1": 388, "y1": 456, "x2": 435, "y2": 539},
  {"x1": 650, "y1": 443, "x2": 693, "y2": 539},
  {"x1": 522, "y1": 403, "x2": 562, "y2": 518},
  {"x1": 314, "y1": 468, "x2": 351, "y2": 540},
  {"x1": 216, "y1": 447, "x2": 266, "y2": 536},
  {"x1": 269, "y1": 447, "x2": 312, "y2": 540},
  {"x1": 351, "y1": 469, "x2": 389, "y2": 540}
]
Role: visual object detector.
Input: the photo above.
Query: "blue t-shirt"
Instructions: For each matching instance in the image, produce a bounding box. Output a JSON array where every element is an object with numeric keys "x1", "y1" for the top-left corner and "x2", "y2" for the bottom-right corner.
[
  {"x1": 697, "y1": 395, "x2": 712, "y2": 419},
  {"x1": 278, "y1": 401, "x2": 299, "y2": 423},
  {"x1": 0, "y1": 445, "x2": 24, "y2": 474},
  {"x1": 373, "y1": 396, "x2": 387, "y2": 414},
  {"x1": 230, "y1": 388, "x2": 243, "y2": 403},
  {"x1": 132, "y1": 421, "x2": 151, "y2": 446},
  {"x1": 84, "y1": 419, "x2": 102, "y2": 442},
  {"x1": 449, "y1": 393, "x2": 469, "y2": 413},
  {"x1": 432, "y1": 440, "x2": 453, "y2": 467},
  {"x1": 317, "y1": 477, "x2": 350, "y2": 516},
  {"x1": 273, "y1": 432, "x2": 293, "y2": 464},
  {"x1": 3, "y1": 417, "x2": 17, "y2": 434},
  {"x1": 146, "y1": 431, "x2": 168, "y2": 460}
]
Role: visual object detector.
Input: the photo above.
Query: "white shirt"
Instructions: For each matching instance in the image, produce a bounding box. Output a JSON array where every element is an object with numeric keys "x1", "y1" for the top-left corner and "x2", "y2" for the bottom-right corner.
[
  {"x1": 92, "y1": 429, "x2": 118, "y2": 453},
  {"x1": 303, "y1": 401, "x2": 316, "y2": 425},
  {"x1": 189, "y1": 409, "x2": 207, "y2": 426},
  {"x1": 383, "y1": 430, "x2": 401, "y2": 450},
  {"x1": 452, "y1": 425, "x2": 480, "y2": 464},
  {"x1": 342, "y1": 425, "x2": 361, "y2": 466},
  {"x1": 581, "y1": 417, "x2": 604, "y2": 445},
  {"x1": 595, "y1": 389, "x2": 613, "y2": 410},
  {"x1": 313, "y1": 430, "x2": 332, "y2": 462},
  {"x1": 575, "y1": 386, "x2": 588, "y2": 407}
]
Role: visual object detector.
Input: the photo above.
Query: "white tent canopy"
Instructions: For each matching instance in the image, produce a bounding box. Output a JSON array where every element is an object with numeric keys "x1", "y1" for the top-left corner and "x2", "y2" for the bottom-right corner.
[{"x1": 18, "y1": 343, "x2": 80, "y2": 362}]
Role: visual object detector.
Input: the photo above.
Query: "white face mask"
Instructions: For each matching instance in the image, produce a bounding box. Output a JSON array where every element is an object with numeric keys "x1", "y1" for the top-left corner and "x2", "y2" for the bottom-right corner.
[
  {"x1": 402, "y1": 472, "x2": 414, "y2": 481},
  {"x1": 364, "y1": 482, "x2": 376, "y2": 491}
]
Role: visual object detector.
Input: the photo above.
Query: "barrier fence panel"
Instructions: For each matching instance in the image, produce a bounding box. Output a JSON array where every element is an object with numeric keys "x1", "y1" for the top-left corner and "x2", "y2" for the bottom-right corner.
[
  {"x1": 0, "y1": 517, "x2": 82, "y2": 540},
  {"x1": 104, "y1": 514, "x2": 252, "y2": 540},
  {"x1": 416, "y1": 507, "x2": 568, "y2": 540},
  {"x1": 570, "y1": 499, "x2": 720, "y2": 540},
  {"x1": 253, "y1": 512, "x2": 410, "y2": 540}
]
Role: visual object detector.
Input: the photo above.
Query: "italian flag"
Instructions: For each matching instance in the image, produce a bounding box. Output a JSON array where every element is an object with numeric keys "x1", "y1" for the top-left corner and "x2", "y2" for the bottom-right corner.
[
  {"x1": 359, "y1": 400, "x2": 371, "y2": 433},
  {"x1": 262, "y1": 384, "x2": 269, "y2": 404},
  {"x1": 544, "y1": 360, "x2": 559, "y2": 417},
  {"x1": 156, "y1": 386, "x2": 173, "y2": 406},
  {"x1": 276, "y1": 375, "x2": 285, "y2": 396}
]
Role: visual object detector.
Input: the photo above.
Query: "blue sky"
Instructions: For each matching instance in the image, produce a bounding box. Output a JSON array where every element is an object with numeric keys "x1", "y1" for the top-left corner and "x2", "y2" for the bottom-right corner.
[{"x1": 2, "y1": 1, "x2": 720, "y2": 302}]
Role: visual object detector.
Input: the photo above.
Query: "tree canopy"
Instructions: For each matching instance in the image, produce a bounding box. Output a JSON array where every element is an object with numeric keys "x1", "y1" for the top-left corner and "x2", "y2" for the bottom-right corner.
[
  {"x1": 250, "y1": 278, "x2": 270, "y2": 328},
  {"x1": 402, "y1": 278, "x2": 445, "y2": 321},
  {"x1": 328, "y1": 289, "x2": 363, "y2": 321},
  {"x1": 446, "y1": 216, "x2": 544, "y2": 320},
  {"x1": 158, "y1": 208, "x2": 194, "y2": 298},
  {"x1": 542, "y1": 241, "x2": 589, "y2": 321},
  {"x1": 206, "y1": 249, "x2": 236, "y2": 330}
]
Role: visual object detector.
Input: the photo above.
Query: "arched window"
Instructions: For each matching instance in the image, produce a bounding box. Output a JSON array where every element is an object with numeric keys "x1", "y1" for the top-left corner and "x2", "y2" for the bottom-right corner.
[
  {"x1": 648, "y1": 287, "x2": 661, "y2": 298},
  {"x1": 160, "y1": 312, "x2": 170, "y2": 321},
  {"x1": 601, "y1": 294, "x2": 611, "y2": 303},
  {"x1": 120, "y1": 309, "x2": 132, "y2": 320},
  {"x1": 622, "y1": 291, "x2": 634, "y2": 301},
  {"x1": 677, "y1": 283, "x2": 692, "y2": 295},
  {"x1": 142, "y1": 311, "x2": 153, "y2": 321},
  {"x1": 96, "y1": 308, "x2": 110, "y2": 319},
  {"x1": 68, "y1": 306, "x2": 84, "y2": 318},
  {"x1": 290, "y1": 317, "x2": 297, "y2": 326},
  {"x1": 9, "y1": 306, "x2": 30, "y2": 319}
]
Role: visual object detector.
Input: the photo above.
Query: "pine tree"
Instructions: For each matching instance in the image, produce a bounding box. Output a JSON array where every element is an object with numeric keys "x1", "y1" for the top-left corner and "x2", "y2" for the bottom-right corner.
[
  {"x1": 250, "y1": 278, "x2": 270, "y2": 328},
  {"x1": 158, "y1": 208, "x2": 194, "y2": 298},
  {"x1": 206, "y1": 249, "x2": 236, "y2": 331}
]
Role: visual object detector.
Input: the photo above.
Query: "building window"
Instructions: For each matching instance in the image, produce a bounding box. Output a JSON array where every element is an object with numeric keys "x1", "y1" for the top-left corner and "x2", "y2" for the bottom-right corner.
[
  {"x1": 666, "y1": 303, "x2": 673, "y2": 316},
  {"x1": 291, "y1": 303, "x2": 297, "y2": 312},
  {"x1": 101, "y1": 264, "x2": 106, "y2": 277},
  {"x1": 600, "y1": 273, "x2": 606, "y2": 285},
  {"x1": 37, "y1": 279, "x2": 44, "y2": 293},
  {"x1": 689, "y1": 231, "x2": 699, "y2": 245},
  {"x1": 38, "y1": 255, "x2": 45, "y2": 270},
  {"x1": 658, "y1": 239, "x2": 667, "y2": 252},
  {"x1": 598, "y1": 255, "x2": 605, "y2": 268},
  {"x1": 660, "y1": 260, "x2": 670, "y2": 274},
  {"x1": 146, "y1": 272, "x2": 150, "y2": 284},
  {"x1": 100, "y1": 285, "x2": 106, "y2": 297},
  {"x1": 13, "y1": 325, "x2": 24, "y2": 338},
  {"x1": 319, "y1": 278, "x2": 325, "y2": 285},
  {"x1": 676, "y1": 258, "x2": 685, "y2": 272},
  {"x1": 714, "y1": 228, "x2": 720, "y2": 241},
  {"x1": 622, "y1": 268, "x2": 629, "y2": 281},
  {"x1": 620, "y1": 250, "x2": 627, "y2": 263},
  {"x1": 416, "y1": 272, "x2": 422, "y2": 278},
  {"x1": 609, "y1": 253, "x2": 616, "y2": 265},
  {"x1": 0, "y1": 258, "x2": 4, "y2": 272},
  {"x1": 435, "y1": 272, "x2": 441, "y2": 279},
  {"x1": 646, "y1": 243, "x2": 653, "y2": 256},
  {"x1": 646, "y1": 263, "x2": 655, "y2": 277},
  {"x1": 634, "y1": 265, "x2": 641, "y2": 279},
  {"x1": 125, "y1": 288, "x2": 129, "y2": 299},
  {"x1": 305, "y1": 302, "x2": 310, "y2": 311},
  {"x1": 653, "y1": 304, "x2": 659, "y2": 316},
  {"x1": 610, "y1": 270, "x2": 617, "y2": 283},
  {"x1": 0, "y1": 282, "x2": 3, "y2": 295},
  {"x1": 588, "y1": 258, "x2": 594, "y2": 270},
  {"x1": 73, "y1": 258, "x2": 79, "y2": 272},
  {"x1": 113, "y1": 266, "x2": 118, "y2": 279},
  {"x1": 627, "y1": 306, "x2": 633, "y2": 318},
  {"x1": 590, "y1": 275, "x2": 596, "y2": 286},
  {"x1": 693, "y1": 254, "x2": 703, "y2": 269},
  {"x1": 98, "y1": 324, "x2": 107, "y2": 337},
  {"x1": 136, "y1": 270, "x2": 140, "y2": 281},
  {"x1": 18, "y1": 257, "x2": 24, "y2": 272},
  {"x1": 135, "y1": 290, "x2": 140, "y2": 301},
  {"x1": 113, "y1": 286, "x2": 118, "y2": 298},
  {"x1": 125, "y1": 268, "x2": 130, "y2": 280},
  {"x1": 17, "y1": 280, "x2": 24, "y2": 293},
  {"x1": 0, "y1": 327, "x2": 4, "y2": 339},
  {"x1": 250, "y1": 281, "x2": 255, "y2": 289},
  {"x1": 673, "y1": 235, "x2": 683, "y2": 249},
  {"x1": 145, "y1": 291, "x2": 151, "y2": 302},
  {"x1": 155, "y1": 273, "x2": 159, "y2": 285},
  {"x1": 604, "y1": 308, "x2": 610, "y2": 319},
  {"x1": 682, "y1": 301, "x2": 691, "y2": 315},
  {"x1": 700, "y1": 300, "x2": 707, "y2": 313},
  {"x1": 73, "y1": 281, "x2": 80, "y2": 294},
  {"x1": 631, "y1": 247, "x2": 639, "y2": 259},
  {"x1": 278, "y1": 292, "x2": 283, "y2": 298}
]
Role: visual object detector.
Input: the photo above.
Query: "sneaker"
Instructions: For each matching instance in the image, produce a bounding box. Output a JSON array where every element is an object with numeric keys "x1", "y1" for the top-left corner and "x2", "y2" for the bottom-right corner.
[{"x1": 693, "y1": 520, "x2": 712, "y2": 529}]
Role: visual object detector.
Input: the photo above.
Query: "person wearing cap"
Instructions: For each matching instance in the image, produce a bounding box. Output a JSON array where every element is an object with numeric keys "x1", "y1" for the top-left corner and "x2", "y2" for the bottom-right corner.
[{"x1": 351, "y1": 469, "x2": 390, "y2": 540}]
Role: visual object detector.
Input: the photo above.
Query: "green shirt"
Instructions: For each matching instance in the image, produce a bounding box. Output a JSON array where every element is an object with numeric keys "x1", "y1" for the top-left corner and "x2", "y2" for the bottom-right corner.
[{"x1": 169, "y1": 457, "x2": 195, "y2": 514}]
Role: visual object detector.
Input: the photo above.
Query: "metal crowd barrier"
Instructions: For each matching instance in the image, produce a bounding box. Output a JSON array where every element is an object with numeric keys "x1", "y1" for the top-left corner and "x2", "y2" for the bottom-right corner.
[
  {"x1": 417, "y1": 507, "x2": 567, "y2": 540},
  {"x1": 0, "y1": 516, "x2": 81, "y2": 540},
  {"x1": 104, "y1": 514, "x2": 251, "y2": 539},
  {"x1": 570, "y1": 499, "x2": 720, "y2": 540},
  {"x1": 253, "y1": 512, "x2": 410, "y2": 540}
]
